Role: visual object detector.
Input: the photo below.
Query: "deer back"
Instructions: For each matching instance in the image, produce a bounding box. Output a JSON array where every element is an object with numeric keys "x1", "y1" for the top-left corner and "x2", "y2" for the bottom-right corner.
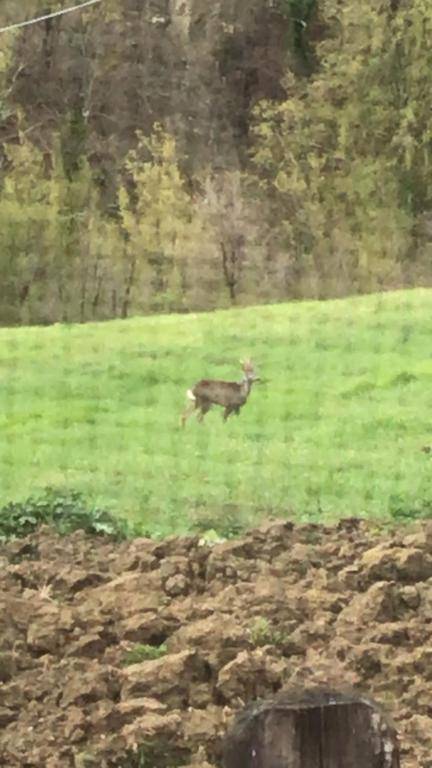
[{"x1": 193, "y1": 378, "x2": 249, "y2": 407}]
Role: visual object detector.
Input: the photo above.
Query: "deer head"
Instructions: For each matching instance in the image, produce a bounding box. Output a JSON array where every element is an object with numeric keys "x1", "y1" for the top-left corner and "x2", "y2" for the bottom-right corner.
[{"x1": 240, "y1": 358, "x2": 260, "y2": 382}]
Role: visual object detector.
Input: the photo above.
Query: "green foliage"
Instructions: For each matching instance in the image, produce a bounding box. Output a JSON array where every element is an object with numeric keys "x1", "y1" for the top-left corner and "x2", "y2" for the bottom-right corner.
[
  {"x1": 0, "y1": 290, "x2": 430, "y2": 535},
  {"x1": 0, "y1": 488, "x2": 137, "y2": 541},
  {"x1": 248, "y1": 616, "x2": 271, "y2": 647},
  {"x1": 279, "y1": 0, "x2": 317, "y2": 70},
  {"x1": 120, "y1": 741, "x2": 189, "y2": 768},
  {"x1": 0, "y1": 132, "x2": 125, "y2": 325},
  {"x1": 0, "y1": 124, "x2": 196, "y2": 325},
  {"x1": 74, "y1": 751, "x2": 98, "y2": 768},
  {"x1": 252, "y1": 0, "x2": 432, "y2": 295},
  {"x1": 248, "y1": 617, "x2": 289, "y2": 647},
  {"x1": 122, "y1": 643, "x2": 168, "y2": 666},
  {"x1": 1, "y1": 2, "x2": 431, "y2": 324},
  {"x1": 0, "y1": 135, "x2": 53, "y2": 324},
  {"x1": 0, "y1": 35, "x2": 15, "y2": 122},
  {"x1": 190, "y1": 508, "x2": 248, "y2": 540},
  {"x1": 118, "y1": 126, "x2": 193, "y2": 313},
  {"x1": 388, "y1": 495, "x2": 432, "y2": 523},
  {"x1": 279, "y1": 0, "x2": 316, "y2": 18}
]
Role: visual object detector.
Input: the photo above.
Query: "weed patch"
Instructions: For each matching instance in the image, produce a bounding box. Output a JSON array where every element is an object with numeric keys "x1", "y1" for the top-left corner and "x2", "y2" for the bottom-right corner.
[
  {"x1": 122, "y1": 644, "x2": 168, "y2": 666},
  {"x1": 0, "y1": 488, "x2": 138, "y2": 541}
]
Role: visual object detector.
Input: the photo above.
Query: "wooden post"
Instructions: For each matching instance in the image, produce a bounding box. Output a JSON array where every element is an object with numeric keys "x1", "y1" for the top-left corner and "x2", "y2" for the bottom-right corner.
[{"x1": 223, "y1": 688, "x2": 400, "y2": 768}]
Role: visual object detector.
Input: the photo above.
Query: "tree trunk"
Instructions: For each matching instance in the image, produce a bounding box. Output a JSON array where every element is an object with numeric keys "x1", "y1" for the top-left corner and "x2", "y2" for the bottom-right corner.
[
  {"x1": 121, "y1": 253, "x2": 136, "y2": 319},
  {"x1": 223, "y1": 689, "x2": 400, "y2": 768},
  {"x1": 220, "y1": 241, "x2": 237, "y2": 302},
  {"x1": 79, "y1": 263, "x2": 88, "y2": 323},
  {"x1": 91, "y1": 256, "x2": 104, "y2": 318}
]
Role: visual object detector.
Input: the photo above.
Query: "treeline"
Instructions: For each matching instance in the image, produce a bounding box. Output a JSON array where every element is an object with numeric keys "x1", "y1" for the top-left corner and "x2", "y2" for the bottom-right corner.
[{"x1": 0, "y1": 0, "x2": 431, "y2": 325}]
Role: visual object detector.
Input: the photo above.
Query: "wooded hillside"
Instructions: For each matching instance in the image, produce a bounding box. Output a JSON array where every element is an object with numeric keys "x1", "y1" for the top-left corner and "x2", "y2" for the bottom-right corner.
[{"x1": 0, "y1": 0, "x2": 431, "y2": 325}]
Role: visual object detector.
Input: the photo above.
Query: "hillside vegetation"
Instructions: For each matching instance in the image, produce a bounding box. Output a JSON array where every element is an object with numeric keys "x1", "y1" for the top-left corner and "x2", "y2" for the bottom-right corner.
[
  {"x1": 0, "y1": 1, "x2": 431, "y2": 325},
  {"x1": 0, "y1": 289, "x2": 431, "y2": 535}
]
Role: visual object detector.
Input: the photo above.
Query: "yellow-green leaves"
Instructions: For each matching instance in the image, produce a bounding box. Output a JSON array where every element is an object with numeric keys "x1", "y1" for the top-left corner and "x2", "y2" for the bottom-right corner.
[{"x1": 250, "y1": 0, "x2": 432, "y2": 294}]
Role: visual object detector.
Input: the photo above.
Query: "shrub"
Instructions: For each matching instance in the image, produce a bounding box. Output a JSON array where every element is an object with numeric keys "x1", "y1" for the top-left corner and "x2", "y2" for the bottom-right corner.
[
  {"x1": 0, "y1": 487, "x2": 139, "y2": 541},
  {"x1": 122, "y1": 643, "x2": 168, "y2": 666}
]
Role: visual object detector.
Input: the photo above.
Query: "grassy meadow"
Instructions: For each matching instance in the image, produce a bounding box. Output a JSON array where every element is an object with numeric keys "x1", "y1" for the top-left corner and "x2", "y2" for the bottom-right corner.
[{"x1": 0, "y1": 288, "x2": 431, "y2": 536}]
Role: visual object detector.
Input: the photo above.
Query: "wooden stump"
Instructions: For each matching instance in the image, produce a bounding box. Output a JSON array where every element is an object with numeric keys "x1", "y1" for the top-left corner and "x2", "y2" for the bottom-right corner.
[{"x1": 223, "y1": 688, "x2": 400, "y2": 768}]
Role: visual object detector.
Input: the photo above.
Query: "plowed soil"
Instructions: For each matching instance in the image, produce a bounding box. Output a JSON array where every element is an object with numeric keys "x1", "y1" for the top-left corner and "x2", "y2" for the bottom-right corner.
[{"x1": 1, "y1": 519, "x2": 432, "y2": 767}]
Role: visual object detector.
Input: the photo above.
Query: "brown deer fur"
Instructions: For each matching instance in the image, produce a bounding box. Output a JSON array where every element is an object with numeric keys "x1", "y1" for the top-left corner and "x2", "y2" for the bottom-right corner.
[{"x1": 181, "y1": 359, "x2": 260, "y2": 426}]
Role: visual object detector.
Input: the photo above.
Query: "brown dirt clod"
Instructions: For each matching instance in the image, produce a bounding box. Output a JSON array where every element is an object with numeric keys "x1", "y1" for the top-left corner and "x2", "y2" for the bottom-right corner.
[{"x1": 0, "y1": 521, "x2": 431, "y2": 766}]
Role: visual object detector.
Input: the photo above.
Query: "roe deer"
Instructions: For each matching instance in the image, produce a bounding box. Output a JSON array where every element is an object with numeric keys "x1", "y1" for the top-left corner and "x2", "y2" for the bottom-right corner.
[{"x1": 181, "y1": 359, "x2": 260, "y2": 426}]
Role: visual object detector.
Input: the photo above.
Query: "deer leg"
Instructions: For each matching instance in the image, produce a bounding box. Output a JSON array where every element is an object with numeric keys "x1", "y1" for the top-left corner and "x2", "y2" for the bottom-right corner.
[
  {"x1": 180, "y1": 400, "x2": 196, "y2": 427},
  {"x1": 180, "y1": 391, "x2": 200, "y2": 428},
  {"x1": 197, "y1": 401, "x2": 211, "y2": 423},
  {"x1": 223, "y1": 406, "x2": 234, "y2": 422}
]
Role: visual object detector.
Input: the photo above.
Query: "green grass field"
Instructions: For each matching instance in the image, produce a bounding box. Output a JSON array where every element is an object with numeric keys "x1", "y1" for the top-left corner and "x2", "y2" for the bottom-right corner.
[{"x1": 0, "y1": 289, "x2": 431, "y2": 536}]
